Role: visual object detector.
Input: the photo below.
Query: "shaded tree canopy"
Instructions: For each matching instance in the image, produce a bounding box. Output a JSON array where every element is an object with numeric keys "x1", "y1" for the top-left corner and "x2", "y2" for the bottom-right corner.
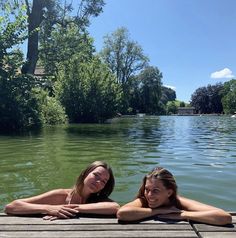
[
  {"x1": 190, "y1": 83, "x2": 223, "y2": 114},
  {"x1": 161, "y1": 86, "x2": 176, "y2": 104}
]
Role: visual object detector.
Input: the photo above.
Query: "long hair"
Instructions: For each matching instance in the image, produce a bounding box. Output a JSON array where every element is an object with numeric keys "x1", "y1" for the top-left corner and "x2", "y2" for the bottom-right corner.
[
  {"x1": 72, "y1": 161, "x2": 115, "y2": 202},
  {"x1": 137, "y1": 167, "x2": 181, "y2": 208}
]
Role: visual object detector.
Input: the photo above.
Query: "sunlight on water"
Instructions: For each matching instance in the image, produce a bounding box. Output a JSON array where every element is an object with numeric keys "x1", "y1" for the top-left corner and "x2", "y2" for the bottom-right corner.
[{"x1": 0, "y1": 115, "x2": 236, "y2": 211}]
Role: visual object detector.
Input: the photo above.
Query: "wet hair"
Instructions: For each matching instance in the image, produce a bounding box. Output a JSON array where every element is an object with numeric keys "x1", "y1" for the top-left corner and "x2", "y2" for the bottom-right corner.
[
  {"x1": 72, "y1": 161, "x2": 115, "y2": 202},
  {"x1": 137, "y1": 167, "x2": 181, "y2": 208}
]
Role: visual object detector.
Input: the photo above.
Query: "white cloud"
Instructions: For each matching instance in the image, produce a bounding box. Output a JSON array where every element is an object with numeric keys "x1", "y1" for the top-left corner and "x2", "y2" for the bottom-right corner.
[
  {"x1": 164, "y1": 85, "x2": 176, "y2": 90},
  {"x1": 210, "y1": 68, "x2": 234, "y2": 79}
]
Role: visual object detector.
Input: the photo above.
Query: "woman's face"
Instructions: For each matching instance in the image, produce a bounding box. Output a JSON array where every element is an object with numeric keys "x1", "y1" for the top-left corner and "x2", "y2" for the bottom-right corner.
[
  {"x1": 83, "y1": 166, "x2": 110, "y2": 194},
  {"x1": 144, "y1": 178, "x2": 173, "y2": 208}
]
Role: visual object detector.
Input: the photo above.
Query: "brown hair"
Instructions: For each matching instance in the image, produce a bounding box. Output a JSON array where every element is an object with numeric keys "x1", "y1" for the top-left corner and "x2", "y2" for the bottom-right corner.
[
  {"x1": 137, "y1": 167, "x2": 181, "y2": 208},
  {"x1": 72, "y1": 161, "x2": 115, "y2": 202}
]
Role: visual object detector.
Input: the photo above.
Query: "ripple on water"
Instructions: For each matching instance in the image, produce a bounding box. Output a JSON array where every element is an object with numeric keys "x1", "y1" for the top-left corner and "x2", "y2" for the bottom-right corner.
[{"x1": 0, "y1": 116, "x2": 236, "y2": 211}]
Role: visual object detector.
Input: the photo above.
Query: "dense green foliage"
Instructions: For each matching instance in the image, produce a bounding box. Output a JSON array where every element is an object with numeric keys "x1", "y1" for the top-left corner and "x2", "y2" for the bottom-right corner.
[
  {"x1": 190, "y1": 83, "x2": 224, "y2": 114},
  {"x1": 55, "y1": 57, "x2": 121, "y2": 123},
  {"x1": 40, "y1": 23, "x2": 94, "y2": 75},
  {"x1": 0, "y1": 3, "x2": 41, "y2": 131},
  {"x1": 0, "y1": 2, "x2": 67, "y2": 132},
  {"x1": 0, "y1": 2, "x2": 27, "y2": 71},
  {"x1": 190, "y1": 81, "x2": 236, "y2": 115},
  {"x1": 137, "y1": 66, "x2": 163, "y2": 114},
  {"x1": 0, "y1": 74, "x2": 42, "y2": 131},
  {"x1": 166, "y1": 101, "x2": 178, "y2": 114},
  {"x1": 161, "y1": 86, "x2": 176, "y2": 105},
  {"x1": 39, "y1": 91, "x2": 67, "y2": 125},
  {"x1": 221, "y1": 79, "x2": 236, "y2": 114}
]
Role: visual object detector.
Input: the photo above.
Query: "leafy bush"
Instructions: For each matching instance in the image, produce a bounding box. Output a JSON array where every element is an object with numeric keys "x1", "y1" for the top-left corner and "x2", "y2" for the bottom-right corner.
[
  {"x1": 39, "y1": 92, "x2": 67, "y2": 125},
  {"x1": 221, "y1": 79, "x2": 236, "y2": 114},
  {"x1": 55, "y1": 56, "x2": 122, "y2": 123},
  {"x1": 0, "y1": 74, "x2": 42, "y2": 131}
]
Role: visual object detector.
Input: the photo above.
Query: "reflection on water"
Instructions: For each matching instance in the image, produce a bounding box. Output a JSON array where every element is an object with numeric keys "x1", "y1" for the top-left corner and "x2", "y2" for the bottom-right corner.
[{"x1": 0, "y1": 115, "x2": 236, "y2": 211}]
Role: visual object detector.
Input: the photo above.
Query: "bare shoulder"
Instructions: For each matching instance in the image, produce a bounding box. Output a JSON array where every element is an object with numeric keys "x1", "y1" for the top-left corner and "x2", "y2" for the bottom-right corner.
[
  {"x1": 19, "y1": 188, "x2": 71, "y2": 204},
  {"x1": 178, "y1": 195, "x2": 221, "y2": 211},
  {"x1": 35, "y1": 188, "x2": 69, "y2": 196},
  {"x1": 52, "y1": 188, "x2": 71, "y2": 195}
]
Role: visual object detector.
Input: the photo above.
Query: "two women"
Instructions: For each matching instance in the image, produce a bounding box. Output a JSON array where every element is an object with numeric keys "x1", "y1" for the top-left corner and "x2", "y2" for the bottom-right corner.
[{"x1": 5, "y1": 163, "x2": 232, "y2": 225}]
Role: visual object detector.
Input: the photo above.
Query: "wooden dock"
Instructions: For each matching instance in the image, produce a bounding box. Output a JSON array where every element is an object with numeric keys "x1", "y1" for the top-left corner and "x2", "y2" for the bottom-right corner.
[{"x1": 0, "y1": 212, "x2": 235, "y2": 237}]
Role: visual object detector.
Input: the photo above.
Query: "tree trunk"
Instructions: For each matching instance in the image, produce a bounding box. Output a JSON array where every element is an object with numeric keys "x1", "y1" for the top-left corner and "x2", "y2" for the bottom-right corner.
[{"x1": 22, "y1": 0, "x2": 46, "y2": 74}]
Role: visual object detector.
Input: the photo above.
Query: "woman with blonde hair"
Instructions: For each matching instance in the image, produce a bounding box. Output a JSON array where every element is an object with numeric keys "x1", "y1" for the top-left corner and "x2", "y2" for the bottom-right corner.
[
  {"x1": 5, "y1": 161, "x2": 119, "y2": 220},
  {"x1": 117, "y1": 167, "x2": 232, "y2": 225}
]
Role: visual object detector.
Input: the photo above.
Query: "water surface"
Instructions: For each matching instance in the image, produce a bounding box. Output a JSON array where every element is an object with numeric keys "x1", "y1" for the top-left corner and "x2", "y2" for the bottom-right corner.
[{"x1": 0, "y1": 115, "x2": 235, "y2": 211}]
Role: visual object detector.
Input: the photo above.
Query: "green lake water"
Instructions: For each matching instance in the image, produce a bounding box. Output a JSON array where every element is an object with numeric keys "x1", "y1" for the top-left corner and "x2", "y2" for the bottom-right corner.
[{"x1": 0, "y1": 115, "x2": 236, "y2": 211}]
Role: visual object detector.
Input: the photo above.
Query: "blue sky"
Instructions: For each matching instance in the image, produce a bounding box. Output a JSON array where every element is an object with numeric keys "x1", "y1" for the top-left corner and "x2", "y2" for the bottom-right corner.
[{"x1": 88, "y1": 0, "x2": 236, "y2": 102}]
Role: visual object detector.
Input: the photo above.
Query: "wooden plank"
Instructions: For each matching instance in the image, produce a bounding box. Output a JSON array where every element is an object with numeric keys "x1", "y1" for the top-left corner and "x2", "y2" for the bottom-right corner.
[
  {"x1": 192, "y1": 214, "x2": 236, "y2": 238},
  {"x1": 193, "y1": 223, "x2": 236, "y2": 232},
  {"x1": 0, "y1": 230, "x2": 198, "y2": 238},
  {"x1": 0, "y1": 224, "x2": 193, "y2": 231},
  {"x1": 0, "y1": 217, "x2": 118, "y2": 225},
  {"x1": 0, "y1": 213, "x2": 235, "y2": 238},
  {"x1": 197, "y1": 232, "x2": 236, "y2": 238},
  {"x1": 0, "y1": 216, "x2": 189, "y2": 225}
]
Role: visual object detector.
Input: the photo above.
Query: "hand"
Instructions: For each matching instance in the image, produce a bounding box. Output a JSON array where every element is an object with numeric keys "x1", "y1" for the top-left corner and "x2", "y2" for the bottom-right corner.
[
  {"x1": 44, "y1": 204, "x2": 79, "y2": 220},
  {"x1": 43, "y1": 215, "x2": 59, "y2": 221}
]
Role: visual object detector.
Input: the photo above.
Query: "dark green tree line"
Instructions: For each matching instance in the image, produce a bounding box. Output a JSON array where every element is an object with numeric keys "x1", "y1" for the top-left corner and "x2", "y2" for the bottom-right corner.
[
  {"x1": 221, "y1": 79, "x2": 236, "y2": 114},
  {"x1": 190, "y1": 83, "x2": 224, "y2": 114}
]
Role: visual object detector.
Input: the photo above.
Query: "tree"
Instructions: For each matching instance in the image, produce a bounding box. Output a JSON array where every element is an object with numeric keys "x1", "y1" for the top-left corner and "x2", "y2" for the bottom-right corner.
[
  {"x1": 0, "y1": 74, "x2": 42, "y2": 131},
  {"x1": 0, "y1": 1, "x2": 28, "y2": 76},
  {"x1": 39, "y1": 0, "x2": 105, "y2": 75},
  {"x1": 207, "y1": 83, "x2": 223, "y2": 113},
  {"x1": 191, "y1": 86, "x2": 210, "y2": 114},
  {"x1": 5, "y1": 0, "x2": 105, "y2": 74},
  {"x1": 221, "y1": 79, "x2": 236, "y2": 114},
  {"x1": 39, "y1": 22, "x2": 94, "y2": 75},
  {"x1": 0, "y1": 2, "x2": 42, "y2": 131},
  {"x1": 55, "y1": 56, "x2": 121, "y2": 123},
  {"x1": 167, "y1": 101, "x2": 178, "y2": 114},
  {"x1": 100, "y1": 27, "x2": 149, "y2": 85},
  {"x1": 161, "y1": 86, "x2": 176, "y2": 105},
  {"x1": 0, "y1": 3, "x2": 67, "y2": 131},
  {"x1": 138, "y1": 66, "x2": 163, "y2": 114},
  {"x1": 190, "y1": 83, "x2": 223, "y2": 114},
  {"x1": 21, "y1": 0, "x2": 47, "y2": 74}
]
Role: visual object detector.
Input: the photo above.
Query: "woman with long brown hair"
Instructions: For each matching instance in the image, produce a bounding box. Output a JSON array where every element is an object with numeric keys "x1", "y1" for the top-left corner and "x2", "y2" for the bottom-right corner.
[
  {"x1": 5, "y1": 161, "x2": 119, "y2": 220},
  {"x1": 117, "y1": 167, "x2": 232, "y2": 225}
]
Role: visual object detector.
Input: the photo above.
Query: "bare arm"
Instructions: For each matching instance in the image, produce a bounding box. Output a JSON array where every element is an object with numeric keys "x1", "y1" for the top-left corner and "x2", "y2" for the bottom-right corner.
[
  {"x1": 4, "y1": 189, "x2": 79, "y2": 218},
  {"x1": 74, "y1": 200, "x2": 120, "y2": 215},
  {"x1": 176, "y1": 196, "x2": 232, "y2": 225},
  {"x1": 117, "y1": 199, "x2": 180, "y2": 221}
]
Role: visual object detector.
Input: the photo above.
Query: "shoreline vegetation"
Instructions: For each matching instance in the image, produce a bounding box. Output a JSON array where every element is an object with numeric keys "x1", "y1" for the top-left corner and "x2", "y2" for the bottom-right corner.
[{"x1": 1, "y1": 2, "x2": 236, "y2": 133}]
